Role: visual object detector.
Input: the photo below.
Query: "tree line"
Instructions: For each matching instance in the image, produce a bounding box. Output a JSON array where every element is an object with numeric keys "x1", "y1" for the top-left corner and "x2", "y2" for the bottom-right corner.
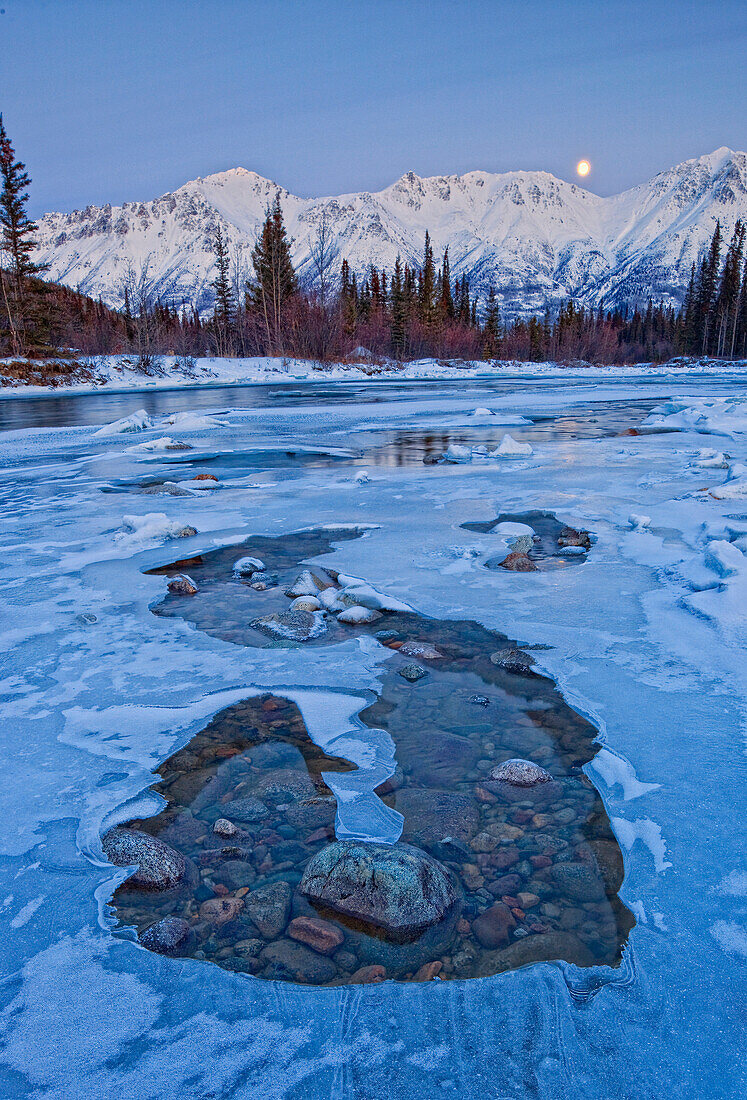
[{"x1": 2, "y1": 115, "x2": 746, "y2": 367}]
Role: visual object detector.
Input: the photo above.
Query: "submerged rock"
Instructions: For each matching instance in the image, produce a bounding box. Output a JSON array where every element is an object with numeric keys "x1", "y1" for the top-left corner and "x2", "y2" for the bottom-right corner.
[
  {"x1": 489, "y1": 759, "x2": 553, "y2": 787},
  {"x1": 244, "y1": 881, "x2": 292, "y2": 938},
  {"x1": 472, "y1": 903, "x2": 517, "y2": 948},
  {"x1": 299, "y1": 840, "x2": 459, "y2": 936},
  {"x1": 396, "y1": 789, "x2": 479, "y2": 846},
  {"x1": 102, "y1": 827, "x2": 187, "y2": 891},
  {"x1": 259, "y1": 939, "x2": 337, "y2": 983},
  {"x1": 474, "y1": 930, "x2": 596, "y2": 977},
  {"x1": 199, "y1": 896, "x2": 244, "y2": 926},
  {"x1": 552, "y1": 861, "x2": 605, "y2": 901},
  {"x1": 139, "y1": 916, "x2": 194, "y2": 956},
  {"x1": 398, "y1": 663, "x2": 427, "y2": 683},
  {"x1": 250, "y1": 609, "x2": 326, "y2": 642},
  {"x1": 220, "y1": 796, "x2": 269, "y2": 824},
  {"x1": 288, "y1": 916, "x2": 345, "y2": 955}
]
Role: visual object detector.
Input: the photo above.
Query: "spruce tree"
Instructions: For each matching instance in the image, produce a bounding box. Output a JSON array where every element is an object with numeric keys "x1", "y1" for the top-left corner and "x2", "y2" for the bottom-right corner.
[
  {"x1": 482, "y1": 284, "x2": 501, "y2": 359},
  {"x1": 211, "y1": 225, "x2": 235, "y2": 324},
  {"x1": 439, "y1": 247, "x2": 454, "y2": 320},
  {"x1": 0, "y1": 115, "x2": 47, "y2": 355},
  {"x1": 418, "y1": 231, "x2": 436, "y2": 326},
  {"x1": 246, "y1": 192, "x2": 297, "y2": 353}
]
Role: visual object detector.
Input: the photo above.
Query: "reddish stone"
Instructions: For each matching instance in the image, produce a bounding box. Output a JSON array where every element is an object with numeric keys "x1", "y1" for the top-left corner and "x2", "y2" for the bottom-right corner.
[
  {"x1": 530, "y1": 855, "x2": 553, "y2": 869},
  {"x1": 193, "y1": 473, "x2": 219, "y2": 481},
  {"x1": 491, "y1": 846, "x2": 520, "y2": 870},
  {"x1": 472, "y1": 903, "x2": 517, "y2": 949},
  {"x1": 413, "y1": 961, "x2": 443, "y2": 981},
  {"x1": 510, "y1": 809, "x2": 533, "y2": 824},
  {"x1": 511, "y1": 908, "x2": 525, "y2": 920},
  {"x1": 457, "y1": 919, "x2": 471, "y2": 936},
  {"x1": 262, "y1": 698, "x2": 281, "y2": 711},
  {"x1": 306, "y1": 826, "x2": 334, "y2": 844},
  {"x1": 501, "y1": 895, "x2": 521, "y2": 908},
  {"x1": 488, "y1": 874, "x2": 521, "y2": 896},
  {"x1": 475, "y1": 785, "x2": 497, "y2": 804},
  {"x1": 288, "y1": 916, "x2": 345, "y2": 955},
  {"x1": 212, "y1": 883, "x2": 229, "y2": 897},
  {"x1": 499, "y1": 552, "x2": 538, "y2": 573},
  {"x1": 350, "y1": 964, "x2": 386, "y2": 984},
  {"x1": 199, "y1": 897, "x2": 243, "y2": 926}
]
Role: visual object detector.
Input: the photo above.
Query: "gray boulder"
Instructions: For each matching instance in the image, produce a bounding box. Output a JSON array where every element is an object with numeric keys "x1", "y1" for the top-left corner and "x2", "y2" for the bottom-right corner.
[
  {"x1": 102, "y1": 827, "x2": 187, "y2": 891},
  {"x1": 140, "y1": 916, "x2": 194, "y2": 956},
  {"x1": 244, "y1": 881, "x2": 292, "y2": 938},
  {"x1": 300, "y1": 840, "x2": 458, "y2": 936}
]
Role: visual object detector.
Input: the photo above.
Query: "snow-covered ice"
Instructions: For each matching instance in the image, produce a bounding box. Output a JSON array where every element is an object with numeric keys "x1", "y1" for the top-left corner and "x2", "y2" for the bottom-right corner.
[{"x1": 0, "y1": 367, "x2": 745, "y2": 1099}]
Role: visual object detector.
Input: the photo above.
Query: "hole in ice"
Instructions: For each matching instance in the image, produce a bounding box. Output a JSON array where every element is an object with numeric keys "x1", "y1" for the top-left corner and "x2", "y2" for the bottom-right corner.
[
  {"x1": 460, "y1": 510, "x2": 593, "y2": 569},
  {"x1": 104, "y1": 528, "x2": 632, "y2": 984}
]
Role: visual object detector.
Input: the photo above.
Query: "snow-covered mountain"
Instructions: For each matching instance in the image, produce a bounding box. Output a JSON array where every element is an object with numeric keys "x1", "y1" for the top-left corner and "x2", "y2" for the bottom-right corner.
[{"x1": 34, "y1": 148, "x2": 747, "y2": 318}]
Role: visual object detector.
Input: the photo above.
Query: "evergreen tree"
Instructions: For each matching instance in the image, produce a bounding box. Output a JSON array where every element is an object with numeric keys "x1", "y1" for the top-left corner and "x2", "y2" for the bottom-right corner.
[
  {"x1": 246, "y1": 192, "x2": 297, "y2": 353},
  {"x1": 439, "y1": 247, "x2": 454, "y2": 320},
  {"x1": 714, "y1": 220, "x2": 745, "y2": 358},
  {"x1": 0, "y1": 115, "x2": 47, "y2": 355},
  {"x1": 482, "y1": 284, "x2": 501, "y2": 359},
  {"x1": 418, "y1": 231, "x2": 436, "y2": 326},
  {"x1": 697, "y1": 221, "x2": 722, "y2": 354},
  {"x1": 390, "y1": 255, "x2": 407, "y2": 359},
  {"x1": 211, "y1": 225, "x2": 235, "y2": 324}
]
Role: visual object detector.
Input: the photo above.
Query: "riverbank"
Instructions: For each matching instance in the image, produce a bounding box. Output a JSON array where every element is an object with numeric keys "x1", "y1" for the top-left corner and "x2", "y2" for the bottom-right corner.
[{"x1": 1, "y1": 353, "x2": 745, "y2": 397}]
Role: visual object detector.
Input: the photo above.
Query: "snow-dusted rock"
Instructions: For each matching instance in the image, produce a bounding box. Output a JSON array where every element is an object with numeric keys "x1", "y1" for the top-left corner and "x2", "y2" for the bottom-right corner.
[
  {"x1": 167, "y1": 574, "x2": 198, "y2": 595},
  {"x1": 285, "y1": 570, "x2": 323, "y2": 597},
  {"x1": 340, "y1": 584, "x2": 413, "y2": 612},
  {"x1": 354, "y1": 469, "x2": 371, "y2": 484},
  {"x1": 93, "y1": 409, "x2": 152, "y2": 437},
  {"x1": 115, "y1": 513, "x2": 197, "y2": 544},
  {"x1": 128, "y1": 436, "x2": 192, "y2": 452},
  {"x1": 337, "y1": 605, "x2": 382, "y2": 624},
  {"x1": 250, "y1": 609, "x2": 327, "y2": 642},
  {"x1": 233, "y1": 555, "x2": 265, "y2": 576},
  {"x1": 290, "y1": 595, "x2": 322, "y2": 612},
  {"x1": 398, "y1": 640, "x2": 443, "y2": 660},
  {"x1": 629, "y1": 513, "x2": 651, "y2": 529}
]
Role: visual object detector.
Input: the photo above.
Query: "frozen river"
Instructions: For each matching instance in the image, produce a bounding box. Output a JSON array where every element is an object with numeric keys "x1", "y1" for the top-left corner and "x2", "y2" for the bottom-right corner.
[{"x1": 0, "y1": 370, "x2": 745, "y2": 1098}]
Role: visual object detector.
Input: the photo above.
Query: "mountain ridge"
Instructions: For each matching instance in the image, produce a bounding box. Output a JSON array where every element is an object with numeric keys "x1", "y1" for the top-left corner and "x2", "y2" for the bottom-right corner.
[{"x1": 33, "y1": 148, "x2": 747, "y2": 319}]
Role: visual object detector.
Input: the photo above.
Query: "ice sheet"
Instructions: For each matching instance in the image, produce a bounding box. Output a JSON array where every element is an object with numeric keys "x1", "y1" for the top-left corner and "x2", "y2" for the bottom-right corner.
[{"x1": 0, "y1": 369, "x2": 745, "y2": 1099}]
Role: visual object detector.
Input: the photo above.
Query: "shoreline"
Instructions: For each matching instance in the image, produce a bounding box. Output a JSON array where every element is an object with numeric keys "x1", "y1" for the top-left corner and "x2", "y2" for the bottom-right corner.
[{"x1": 0, "y1": 354, "x2": 745, "y2": 399}]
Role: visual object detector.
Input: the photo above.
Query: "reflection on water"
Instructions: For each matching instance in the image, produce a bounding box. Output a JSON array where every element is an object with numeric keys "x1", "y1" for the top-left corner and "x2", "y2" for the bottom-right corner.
[{"x1": 107, "y1": 528, "x2": 633, "y2": 985}]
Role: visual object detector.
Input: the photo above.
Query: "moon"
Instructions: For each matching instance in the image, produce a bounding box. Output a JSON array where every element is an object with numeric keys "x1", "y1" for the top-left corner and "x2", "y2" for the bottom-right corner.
[{"x1": 576, "y1": 159, "x2": 591, "y2": 178}]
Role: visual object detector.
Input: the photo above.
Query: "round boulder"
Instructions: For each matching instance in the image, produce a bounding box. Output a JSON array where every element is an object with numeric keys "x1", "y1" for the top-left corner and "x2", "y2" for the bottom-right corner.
[
  {"x1": 489, "y1": 758, "x2": 553, "y2": 787},
  {"x1": 140, "y1": 916, "x2": 194, "y2": 956},
  {"x1": 299, "y1": 840, "x2": 459, "y2": 937},
  {"x1": 102, "y1": 827, "x2": 187, "y2": 891}
]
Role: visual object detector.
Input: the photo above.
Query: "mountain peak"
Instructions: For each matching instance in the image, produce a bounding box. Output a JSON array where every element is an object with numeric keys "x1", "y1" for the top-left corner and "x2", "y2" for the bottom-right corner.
[{"x1": 33, "y1": 149, "x2": 747, "y2": 320}]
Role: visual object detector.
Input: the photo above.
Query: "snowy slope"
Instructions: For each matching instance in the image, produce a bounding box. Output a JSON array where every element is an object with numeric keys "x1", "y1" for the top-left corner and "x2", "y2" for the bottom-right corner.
[{"x1": 33, "y1": 148, "x2": 747, "y2": 318}]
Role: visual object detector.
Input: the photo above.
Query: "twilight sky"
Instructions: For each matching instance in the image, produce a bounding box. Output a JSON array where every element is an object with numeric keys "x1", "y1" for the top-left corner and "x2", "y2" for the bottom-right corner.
[{"x1": 1, "y1": 0, "x2": 746, "y2": 216}]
